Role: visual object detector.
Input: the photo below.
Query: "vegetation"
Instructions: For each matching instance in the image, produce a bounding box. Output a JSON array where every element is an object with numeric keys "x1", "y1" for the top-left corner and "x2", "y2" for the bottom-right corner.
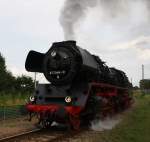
[
  {"x1": 92, "y1": 91, "x2": 150, "y2": 142},
  {"x1": 140, "y1": 79, "x2": 150, "y2": 89},
  {"x1": 0, "y1": 92, "x2": 30, "y2": 106},
  {"x1": 0, "y1": 53, "x2": 34, "y2": 105}
]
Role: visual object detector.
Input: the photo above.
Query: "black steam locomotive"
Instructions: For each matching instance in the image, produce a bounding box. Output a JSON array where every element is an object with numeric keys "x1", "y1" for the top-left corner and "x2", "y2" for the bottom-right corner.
[{"x1": 25, "y1": 41, "x2": 132, "y2": 130}]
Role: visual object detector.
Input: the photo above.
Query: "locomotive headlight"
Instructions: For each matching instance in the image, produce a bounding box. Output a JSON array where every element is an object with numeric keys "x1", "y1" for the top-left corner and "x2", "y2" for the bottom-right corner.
[
  {"x1": 65, "y1": 96, "x2": 72, "y2": 103},
  {"x1": 29, "y1": 96, "x2": 35, "y2": 102}
]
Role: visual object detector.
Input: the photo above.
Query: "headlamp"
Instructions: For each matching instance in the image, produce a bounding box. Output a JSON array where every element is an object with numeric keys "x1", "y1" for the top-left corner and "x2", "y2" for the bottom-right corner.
[
  {"x1": 29, "y1": 96, "x2": 35, "y2": 102},
  {"x1": 65, "y1": 96, "x2": 72, "y2": 103}
]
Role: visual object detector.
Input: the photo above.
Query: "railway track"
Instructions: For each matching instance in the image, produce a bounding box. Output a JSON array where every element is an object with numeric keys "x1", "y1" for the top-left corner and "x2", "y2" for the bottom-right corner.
[
  {"x1": 0, "y1": 126, "x2": 84, "y2": 142},
  {"x1": 0, "y1": 128, "x2": 41, "y2": 142}
]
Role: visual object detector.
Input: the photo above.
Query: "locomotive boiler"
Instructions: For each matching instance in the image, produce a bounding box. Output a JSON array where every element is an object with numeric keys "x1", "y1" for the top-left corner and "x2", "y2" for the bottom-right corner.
[{"x1": 25, "y1": 41, "x2": 132, "y2": 130}]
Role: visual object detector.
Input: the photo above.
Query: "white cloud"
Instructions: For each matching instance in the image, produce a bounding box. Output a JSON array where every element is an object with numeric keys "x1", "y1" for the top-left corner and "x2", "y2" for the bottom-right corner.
[
  {"x1": 9, "y1": 65, "x2": 48, "y2": 83},
  {"x1": 0, "y1": 0, "x2": 65, "y2": 83}
]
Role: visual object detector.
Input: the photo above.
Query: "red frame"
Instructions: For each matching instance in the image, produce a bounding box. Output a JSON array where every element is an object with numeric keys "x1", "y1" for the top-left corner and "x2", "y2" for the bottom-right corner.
[
  {"x1": 26, "y1": 82, "x2": 129, "y2": 115},
  {"x1": 26, "y1": 104, "x2": 83, "y2": 116}
]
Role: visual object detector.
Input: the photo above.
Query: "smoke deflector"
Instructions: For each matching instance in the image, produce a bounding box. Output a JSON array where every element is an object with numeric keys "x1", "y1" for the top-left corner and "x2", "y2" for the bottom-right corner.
[{"x1": 25, "y1": 50, "x2": 45, "y2": 73}]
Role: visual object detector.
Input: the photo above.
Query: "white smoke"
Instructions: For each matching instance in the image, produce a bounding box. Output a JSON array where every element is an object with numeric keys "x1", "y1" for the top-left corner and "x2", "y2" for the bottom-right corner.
[
  {"x1": 60, "y1": 0, "x2": 150, "y2": 40},
  {"x1": 59, "y1": 0, "x2": 97, "y2": 40},
  {"x1": 91, "y1": 116, "x2": 121, "y2": 131}
]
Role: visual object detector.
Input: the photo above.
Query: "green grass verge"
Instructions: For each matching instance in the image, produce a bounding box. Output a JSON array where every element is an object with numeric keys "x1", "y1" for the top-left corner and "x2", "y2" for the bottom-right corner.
[
  {"x1": 0, "y1": 92, "x2": 31, "y2": 106},
  {"x1": 95, "y1": 91, "x2": 150, "y2": 142}
]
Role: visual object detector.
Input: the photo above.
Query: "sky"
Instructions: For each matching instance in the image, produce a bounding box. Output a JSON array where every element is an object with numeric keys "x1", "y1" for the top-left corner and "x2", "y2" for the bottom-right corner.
[{"x1": 0, "y1": 0, "x2": 150, "y2": 86}]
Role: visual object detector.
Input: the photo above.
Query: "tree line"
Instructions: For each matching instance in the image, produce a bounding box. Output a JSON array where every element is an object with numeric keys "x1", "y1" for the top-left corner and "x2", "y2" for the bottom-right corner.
[
  {"x1": 140, "y1": 79, "x2": 150, "y2": 90},
  {"x1": 0, "y1": 53, "x2": 34, "y2": 94}
]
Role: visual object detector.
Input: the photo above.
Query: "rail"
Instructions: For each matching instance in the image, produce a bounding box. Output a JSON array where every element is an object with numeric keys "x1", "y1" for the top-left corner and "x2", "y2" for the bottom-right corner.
[{"x1": 0, "y1": 127, "x2": 84, "y2": 142}]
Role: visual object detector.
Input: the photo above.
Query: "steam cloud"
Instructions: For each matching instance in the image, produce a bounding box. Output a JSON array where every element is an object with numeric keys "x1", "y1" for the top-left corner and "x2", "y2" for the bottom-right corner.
[
  {"x1": 91, "y1": 116, "x2": 121, "y2": 131},
  {"x1": 60, "y1": 0, "x2": 150, "y2": 40},
  {"x1": 59, "y1": 0, "x2": 97, "y2": 40}
]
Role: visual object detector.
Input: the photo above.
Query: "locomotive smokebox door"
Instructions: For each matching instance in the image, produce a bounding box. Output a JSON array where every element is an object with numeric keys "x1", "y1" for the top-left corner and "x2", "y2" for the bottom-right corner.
[{"x1": 43, "y1": 42, "x2": 79, "y2": 85}]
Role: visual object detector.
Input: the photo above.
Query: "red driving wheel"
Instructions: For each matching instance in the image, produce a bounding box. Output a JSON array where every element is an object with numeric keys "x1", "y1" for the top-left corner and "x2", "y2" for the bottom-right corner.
[{"x1": 69, "y1": 114, "x2": 80, "y2": 130}]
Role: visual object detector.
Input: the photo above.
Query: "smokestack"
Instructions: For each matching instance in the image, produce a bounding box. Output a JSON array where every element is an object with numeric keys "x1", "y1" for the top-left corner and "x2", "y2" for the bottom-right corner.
[{"x1": 142, "y1": 64, "x2": 144, "y2": 80}]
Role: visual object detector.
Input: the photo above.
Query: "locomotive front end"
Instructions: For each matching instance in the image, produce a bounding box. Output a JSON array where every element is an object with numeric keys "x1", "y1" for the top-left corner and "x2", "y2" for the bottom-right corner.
[
  {"x1": 26, "y1": 83, "x2": 87, "y2": 129},
  {"x1": 25, "y1": 41, "x2": 82, "y2": 85},
  {"x1": 25, "y1": 41, "x2": 86, "y2": 129}
]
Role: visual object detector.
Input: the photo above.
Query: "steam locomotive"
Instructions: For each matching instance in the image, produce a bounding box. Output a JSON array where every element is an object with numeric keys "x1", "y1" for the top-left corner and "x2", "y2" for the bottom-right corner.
[{"x1": 25, "y1": 41, "x2": 132, "y2": 130}]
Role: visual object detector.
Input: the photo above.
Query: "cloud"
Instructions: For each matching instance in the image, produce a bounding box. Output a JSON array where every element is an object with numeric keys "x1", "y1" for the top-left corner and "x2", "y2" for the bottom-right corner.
[
  {"x1": 108, "y1": 36, "x2": 150, "y2": 61},
  {"x1": 111, "y1": 36, "x2": 150, "y2": 50},
  {"x1": 9, "y1": 65, "x2": 48, "y2": 83},
  {"x1": 0, "y1": 0, "x2": 65, "y2": 83}
]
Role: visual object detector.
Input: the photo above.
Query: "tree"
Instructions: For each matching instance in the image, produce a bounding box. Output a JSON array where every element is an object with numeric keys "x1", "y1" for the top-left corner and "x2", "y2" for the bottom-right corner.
[
  {"x1": 0, "y1": 52, "x2": 34, "y2": 93},
  {"x1": 15, "y1": 75, "x2": 34, "y2": 93},
  {"x1": 0, "y1": 53, "x2": 8, "y2": 92},
  {"x1": 0, "y1": 53, "x2": 6, "y2": 72},
  {"x1": 0, "y1": 53, "x2": 17, "y2": 92},
  {"x1": 140, "y1": 79, "x2": 150, "y2": 89}
]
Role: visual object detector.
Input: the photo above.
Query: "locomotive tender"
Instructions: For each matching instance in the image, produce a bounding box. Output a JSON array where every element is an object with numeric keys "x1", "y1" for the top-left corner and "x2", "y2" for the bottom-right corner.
[{"x1": 25, "y1": 41, "x2": 132, "y2": 130}]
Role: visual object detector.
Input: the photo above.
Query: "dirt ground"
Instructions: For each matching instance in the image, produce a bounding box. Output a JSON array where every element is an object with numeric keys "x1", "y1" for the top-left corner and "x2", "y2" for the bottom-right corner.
[
  {"x1": 0, "y1": 109, "x2": 131, "y2": 141},
  {"x1": 0, "y1": 116, "x2": 38, "y2": 139},
  {"x1": 0, "y1": 115, "x2": 118, "y2": 141}
]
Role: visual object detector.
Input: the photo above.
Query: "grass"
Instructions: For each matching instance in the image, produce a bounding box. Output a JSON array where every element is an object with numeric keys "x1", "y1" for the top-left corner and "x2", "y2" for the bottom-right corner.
[
  {"x1": 0, "y1": 92, "x2": 31, "y2": 106},
  {"x1": 0, "y1": 93, "x2": 29, "y2": 119},
  {"x1": 94, "y1": 91, "x2": 150, "y2": 142}
]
